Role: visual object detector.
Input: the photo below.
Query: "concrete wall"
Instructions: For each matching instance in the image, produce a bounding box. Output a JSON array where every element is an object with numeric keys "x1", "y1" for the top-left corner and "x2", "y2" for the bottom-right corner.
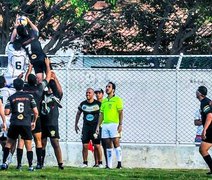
[{"x1": 1, "y1": 142, "x2": 208, "y2": 169}]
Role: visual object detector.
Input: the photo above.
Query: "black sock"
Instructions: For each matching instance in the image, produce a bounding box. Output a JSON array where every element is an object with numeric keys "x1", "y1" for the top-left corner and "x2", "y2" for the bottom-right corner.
[
  {"x1": 83, "y1": 161, "x2": 88, "y2": 165},
  {"x1": 27, "y1": 151, "x2": 33, "y2": 167},
  {"x1": 117, "y1": 161, "x2": 122, "y2": 167},
  {"x1": 36, "y1": 148, "x2": 42, "y2": 165},
  {"x1": 203, "y1": 155, "x2": 212, "y2": 172},
  {"x1": 3, "y1": 147, "x2": 10, "y2": 163},
  {"x1": 98, "y1": 161, "x2": 102, "y2": 165},
  {"x1": 41, "y1": 149, "x2": 46, "y2": 166},
  {"x1": 17, "y1": 148, "x2": 23, "y2": 166}
]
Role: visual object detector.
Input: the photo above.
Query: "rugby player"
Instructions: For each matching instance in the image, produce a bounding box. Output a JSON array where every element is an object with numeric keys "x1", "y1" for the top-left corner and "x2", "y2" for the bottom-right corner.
[
  {"x1": 75, "y1": 88, "x2": 103, "y2": 168},
  {"x1": 196, "y1": 86, "x2": 212, "y2": 175},
  {"x1": 1, "y1": 78, "x2": 38, "y2": 171},
  {"x1": 10, "y1": 15, "x2": 51, "y2": 83},
  {"x1": 40, "y1": 72, "x2": 64, "y2": 170},
  {"x1": 16, "y1": 58, "x2": 51, "y2": 170},
  {"x1": 4, "y1": 39, "x2": 27, "y2": 87}
]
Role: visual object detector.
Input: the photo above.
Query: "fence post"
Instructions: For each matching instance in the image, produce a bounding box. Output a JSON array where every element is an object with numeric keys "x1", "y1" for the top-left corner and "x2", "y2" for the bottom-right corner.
[{"x1": 175, "y1": 53, "x2": 184, "y2": 145}]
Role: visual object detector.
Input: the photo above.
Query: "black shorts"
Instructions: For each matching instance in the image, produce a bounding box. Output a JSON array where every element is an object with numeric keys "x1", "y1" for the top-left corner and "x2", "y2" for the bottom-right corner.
[
  {"x1": 41, "y1": 125, "x2": 60, "y2": 139},
  {"x1": 8, "y1": 125, "x2": 32, "y2": 140},
  {"x1": 203, "y1": 129, "x2": 212, "y2": 143},
  {"x1": 81, "y1": 124, "x2": 100, "y2": 144},
  {"x1": 32, "y1": 117, "x2": 41, "y2": 134},
  {"x1": 31, "y1": 56, "x2": 52, "y2": 74}
]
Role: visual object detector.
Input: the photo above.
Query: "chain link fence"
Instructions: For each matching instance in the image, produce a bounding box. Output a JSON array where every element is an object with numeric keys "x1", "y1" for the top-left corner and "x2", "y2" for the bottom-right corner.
[{"x1": 1, "y1": 54, "x2": 212, "y2": 145}]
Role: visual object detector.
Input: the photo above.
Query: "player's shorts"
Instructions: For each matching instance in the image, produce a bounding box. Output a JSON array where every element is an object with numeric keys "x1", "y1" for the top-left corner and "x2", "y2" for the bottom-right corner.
[
  {"x1": 203, "y1": 129, "x2": 212, "y2": 143},
  {"x1": 7, "y1": 125, "x2": 32, "y2": 140},
  {"x1": 32, "y1": 117, "x2": 41, "y2": 134},
  {"x1": 81, "y1": 124, "x2": 100, "y2": 144},
  {"x1": 101, "y1": 123, "x2": 122, "y2": 139},
  {"x1": 41, "y1": 125, "x2": 60, "y2": 139},
  {"x1": 31, "y1": 54, "x2": 53, "y2": 74}
]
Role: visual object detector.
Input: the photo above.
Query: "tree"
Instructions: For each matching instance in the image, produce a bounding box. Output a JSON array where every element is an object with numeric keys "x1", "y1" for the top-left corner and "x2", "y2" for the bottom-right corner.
[
  {"x1": 86, "y1": 0, "x2": 211, "y2": 55},
  {"x1": 0, "y1": 0, "x2": 117, "y2": 54}
]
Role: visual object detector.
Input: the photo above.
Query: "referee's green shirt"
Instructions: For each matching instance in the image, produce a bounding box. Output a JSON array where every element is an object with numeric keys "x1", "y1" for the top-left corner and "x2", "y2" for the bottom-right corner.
[{"x1": 100, "y1": 95, "x2": 123, "y2": 124}]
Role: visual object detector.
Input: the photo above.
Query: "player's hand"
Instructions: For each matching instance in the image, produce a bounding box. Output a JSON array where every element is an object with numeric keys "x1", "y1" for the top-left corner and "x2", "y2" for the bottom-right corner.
[
  {"x1": 51, "y1": 71, "x2": 57, "y2": 80},
  {"x1": 28, "y1": 63, "x2": 33, "y2": 68},
  {"x1": 45, "y1": 57, "x2": 51, "y2": 65},
  {"x1": 31, "y1": 122, "x2": 36, "y2": 130},
  {"x1": 14, "y1": 14, "x2": 21, "y2": 27},
  {"x1": 202, "y1": 129, "x2": 206, "y2": 140},
  {"x1": 95, "y1": 126, "x2": 99, "y2": 135},
  {"x1": 75, "y1": 125, "x2": 80, "y2": 134},
  {"x1": 117, "y1": 124, "x2": 122, "y2": 133},
  {"x1": 18, "y1": 72, "x2": 24, "y2": 79}
]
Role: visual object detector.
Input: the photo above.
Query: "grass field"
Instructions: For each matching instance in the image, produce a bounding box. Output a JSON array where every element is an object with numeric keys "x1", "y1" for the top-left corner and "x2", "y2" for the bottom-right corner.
[{"x1": 0, "y1": 166, "x2": 212, "y2": 180}]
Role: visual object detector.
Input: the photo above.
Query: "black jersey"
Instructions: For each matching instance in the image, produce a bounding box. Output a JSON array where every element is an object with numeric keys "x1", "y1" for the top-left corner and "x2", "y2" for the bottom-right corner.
[
  {"x1": 20, "y1": 30, "x2": 46, "y2": 63},
  {"x1": 23, "y1": 80, "x2": 48, "y2": 111},
  {"x1": 40, "y1": 92, "x2": 62, "y2": 126},
  {"x1": 5, "y1": 91, "x2": 37, "y2": 126},
  {"x1": 78, "y1": 99, "x2": 101, "y2": 126},
  {"x1": 200, "y1": 97, "x2": 212, "y2": 128}
]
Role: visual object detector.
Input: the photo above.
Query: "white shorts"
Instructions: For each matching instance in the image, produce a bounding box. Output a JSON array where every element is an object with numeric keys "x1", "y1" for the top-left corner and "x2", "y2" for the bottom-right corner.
[{"x1": 101, "y1": 123, "x2": 121, "y2": 139}]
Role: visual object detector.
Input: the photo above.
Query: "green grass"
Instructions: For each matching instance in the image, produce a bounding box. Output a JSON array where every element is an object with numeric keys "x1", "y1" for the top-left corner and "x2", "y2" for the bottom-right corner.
[{"x1": 0, "y1": 166, "x2": 211, "y2": 180}]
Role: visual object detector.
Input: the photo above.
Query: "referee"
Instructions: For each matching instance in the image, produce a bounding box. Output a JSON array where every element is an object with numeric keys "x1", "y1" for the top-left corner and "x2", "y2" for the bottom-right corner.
[{"x1": 96, "y1": 82, "x2": 123, "y2": 169}]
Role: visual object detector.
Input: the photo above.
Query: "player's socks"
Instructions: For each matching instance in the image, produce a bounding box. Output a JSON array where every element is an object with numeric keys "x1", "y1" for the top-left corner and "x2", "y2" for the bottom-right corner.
[
  {"x1": 3, "y1": 147, "x2": 10, "y2": 163},
  {"x1": 106, "y1": 148, "x2": 113, "y2": 168},
  {"x1": 203, "y1": 155, "x2": 212, "y2": 172},
  {"x1": 98, "y1": 161, "x2": 103, "y2": 165},
  {"x1": 115, "y1": 146, "x2": 122, "y2": 162},
  {"x1": 36, "y1": 148, "x2": 42, "y2": 166},
  {"x1": 58, "y1": 163, "x2": 64, "y2": 170},
  {"x1": 27, "y1": 151, "x2": 33, "y2": 167},
  {"x1": 6, "y1": 152, "x2": 13, "y2": 165},
  {"x1": 41, "y1": 149, "x2": 46, "y2": 166},
  {"x1": 17, "y1": 148, "x2": 23, "y2": 167},
  {"x1": 83, "y1": 161, "x2": 88, "y2": 165}
]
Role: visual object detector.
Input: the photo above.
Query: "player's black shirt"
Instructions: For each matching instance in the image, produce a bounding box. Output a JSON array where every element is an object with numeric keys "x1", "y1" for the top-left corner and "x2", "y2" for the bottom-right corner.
[
  {"x1": 200, "y1": 97, "x2": 212, "y2": 129},
  {"x1": 78, "y1": 100, "x2": 101, "y2": 126},
  {"x1": 23, "y1": 80, "x2": 48, "y2": 111},
  {"x1": 20, "y1": 30, "x2": 46, "y2": 63},
  {"x1": 40, "y1": 93, "x2": 62, "y2": 126},
  {"x1": 5, "y1": 91, "x2": 37, "y2": 126},
  {"x1": 40, "y1": 80, "x2": 63, "y2": 126}
]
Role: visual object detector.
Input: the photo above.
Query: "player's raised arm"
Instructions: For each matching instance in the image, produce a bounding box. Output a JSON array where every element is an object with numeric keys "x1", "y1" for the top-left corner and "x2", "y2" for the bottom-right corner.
[
  {"x1": 10, "y1": 15, "x2": 21, "y2": 42},
  {"x1": 45, "y1": 58, "x2": 51, "y2": 83},
  {"x1": 26, "y1": 17, "x2": 39, "y2": 32}
]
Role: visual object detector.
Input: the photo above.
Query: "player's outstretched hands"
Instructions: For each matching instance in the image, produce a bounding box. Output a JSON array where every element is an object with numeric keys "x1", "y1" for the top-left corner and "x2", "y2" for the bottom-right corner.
[
  {"x1": 75, "y1": 125, "x2": 80, "y2": 134},
  {"x1": 14, "y1": 14, "x2": 21, "y2": 28}
]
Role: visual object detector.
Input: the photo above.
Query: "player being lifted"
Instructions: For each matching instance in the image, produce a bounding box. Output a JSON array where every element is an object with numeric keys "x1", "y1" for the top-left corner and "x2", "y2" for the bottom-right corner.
[{"x1": 10, "y1": 15, "x2": 51, "y2": 83}]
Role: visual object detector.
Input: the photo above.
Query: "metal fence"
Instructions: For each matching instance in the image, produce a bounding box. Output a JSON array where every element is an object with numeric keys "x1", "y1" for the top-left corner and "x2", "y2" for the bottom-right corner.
[{"x1": 1, "y1": 54, "x2": 212, "y2": 145}]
